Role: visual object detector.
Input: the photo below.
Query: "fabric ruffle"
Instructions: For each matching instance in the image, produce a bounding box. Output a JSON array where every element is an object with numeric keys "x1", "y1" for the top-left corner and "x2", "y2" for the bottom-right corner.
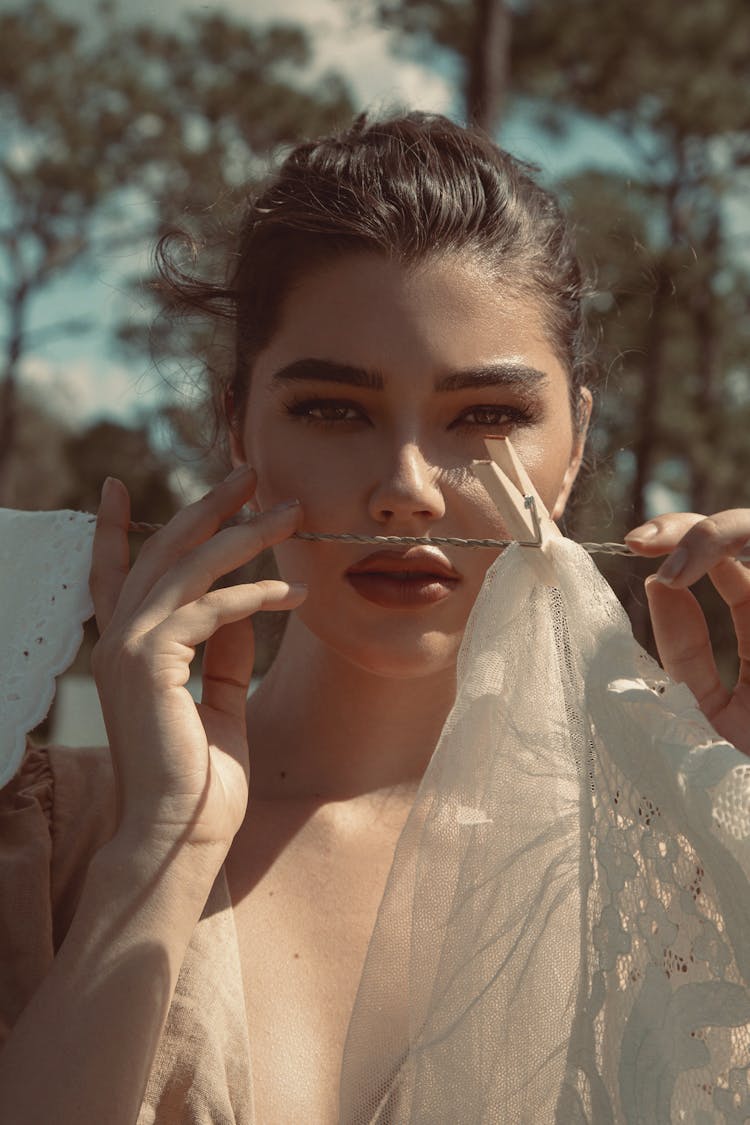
[{"x1": 0, "y1": 509, "x2": 96, "y2": 787}]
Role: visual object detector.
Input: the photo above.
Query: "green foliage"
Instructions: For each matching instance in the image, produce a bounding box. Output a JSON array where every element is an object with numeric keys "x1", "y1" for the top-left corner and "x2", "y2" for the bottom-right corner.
[
  {"x1": 63, "y1": 419, "x2": 177, "y2": 523},
  {"x1": 0, "y1": 0, "x2": 355, "y2": 503},
  {"x1": 350, "y1": 0, "x2": 473, "y2": 63},
  {"x1": 5, "y1": 383, "x2": 179, "y2": 522},
  {"x1": 115, "y1": 10, "x2": 353, "y2": 215},
  {"x1": 0, "y1": 0, "x2": 356, "y2": 671},
  {"x1": 106, "y1": 6, "x2": 356, "y2": 469},
  {"x1": 512, "y1": 0, "x2": 750, "y2": 143},
  {"x1": 359, "y1": 0, "x2": 750, "y2": 671},
  {"x1": 368, "y1": 0, "x2": 750, "y2": 521}
]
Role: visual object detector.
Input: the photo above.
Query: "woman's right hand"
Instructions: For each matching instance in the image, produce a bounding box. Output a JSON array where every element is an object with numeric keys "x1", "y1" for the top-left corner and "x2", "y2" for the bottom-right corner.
[{"x1": 89, "y1": 465, "x2": 307, "y2": 856}]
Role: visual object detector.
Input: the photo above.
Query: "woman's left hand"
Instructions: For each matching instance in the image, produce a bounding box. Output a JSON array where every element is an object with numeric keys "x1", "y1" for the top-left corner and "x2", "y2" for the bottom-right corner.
[{"x1": 624, "y1": 510, "x2": 750, "y2": 756}]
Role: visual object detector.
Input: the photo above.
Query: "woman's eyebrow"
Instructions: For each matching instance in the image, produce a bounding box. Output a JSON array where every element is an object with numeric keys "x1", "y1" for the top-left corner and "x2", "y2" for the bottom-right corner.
[
  {"x1": 436, "y1": 363, "x2": 549, "y2": 392},
  {"x1": 271, "y1": 358, "x2": 384, "y2": 390},
  {"x1": 270, "y1": 358, "x2": 549, "y2": 391}
]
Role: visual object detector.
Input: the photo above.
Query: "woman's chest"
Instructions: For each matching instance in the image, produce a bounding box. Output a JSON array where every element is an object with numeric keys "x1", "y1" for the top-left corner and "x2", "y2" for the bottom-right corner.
[{"x1": 225, "y1": 801, "x2": 408, "y2": 1124}]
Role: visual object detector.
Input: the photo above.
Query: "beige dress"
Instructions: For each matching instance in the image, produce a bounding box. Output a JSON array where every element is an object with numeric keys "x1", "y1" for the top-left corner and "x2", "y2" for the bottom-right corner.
[{"x1": 0, "y1": 742, "x2": 255, "y2": 1125}]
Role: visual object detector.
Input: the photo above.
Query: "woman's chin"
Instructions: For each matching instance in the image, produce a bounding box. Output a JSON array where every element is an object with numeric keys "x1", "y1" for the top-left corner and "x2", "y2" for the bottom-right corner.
[
  {"x1": 287, "y1": 597, "x2": 467, "y2": 679},
  {"x1": 323, "y1": 629, "x2": 462, "y2": 680}
]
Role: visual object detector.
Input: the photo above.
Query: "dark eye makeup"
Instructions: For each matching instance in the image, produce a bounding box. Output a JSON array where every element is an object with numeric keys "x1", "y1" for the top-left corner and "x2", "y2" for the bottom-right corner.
[
  {"x1": 452, "y1": 405, "x2": 535, "y2": 429},
  {"x1": 285, "y1": 398, "x2": 366, "y2": 425},
  {"x1": 282, "y1": 396, "x2": 539, "y2": 430}
]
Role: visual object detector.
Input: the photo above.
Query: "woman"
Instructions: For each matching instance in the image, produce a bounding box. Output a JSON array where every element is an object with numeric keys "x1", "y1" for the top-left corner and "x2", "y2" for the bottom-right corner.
[{"x1": 1, "y1": 111, "x2": 749, "y2": 1124}]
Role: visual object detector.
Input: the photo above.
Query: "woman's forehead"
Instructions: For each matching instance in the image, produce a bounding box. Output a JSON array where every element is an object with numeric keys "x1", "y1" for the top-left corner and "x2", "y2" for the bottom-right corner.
[{"x1": 253, "y1": 253, "x2": 567, "y2": 391}]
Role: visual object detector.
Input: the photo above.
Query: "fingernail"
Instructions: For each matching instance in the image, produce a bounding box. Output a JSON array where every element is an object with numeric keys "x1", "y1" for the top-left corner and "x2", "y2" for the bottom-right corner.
[
  {"x1": 625, "y1": 523, "x2": 659, "y2": 542},
  {"x1": 270, "y1": 499, "x2": 301, "y2": 513},
  {"x1": 288, "y1": 582, "x2": 308, "y2": 594},
  {"x1": 101, "y1": 477, "x2": 113, "y2": 500},
  {"x1": 655, "y1": 547, "x2": 688, "y2": 584},
  {"x1": 225, "y1": 464, "x2": 253, "y2": 482}
]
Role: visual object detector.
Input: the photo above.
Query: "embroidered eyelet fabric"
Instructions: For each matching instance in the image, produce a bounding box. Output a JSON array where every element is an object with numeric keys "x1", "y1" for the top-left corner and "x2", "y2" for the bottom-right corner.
[
  {"x1": 0, "y1": 509, "x2": 95, "y2": 787},
  {"x1": 3, "y1": 507, "x2": 750, "y2": 1123}
]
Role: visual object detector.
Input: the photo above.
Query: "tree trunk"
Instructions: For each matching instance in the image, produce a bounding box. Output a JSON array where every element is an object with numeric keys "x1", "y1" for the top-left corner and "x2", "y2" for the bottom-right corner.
[
  {"x1": 691, "y1": 209, "x2": 721, "y2": 515},
  {"x1": 630, "y1": 268, "x2": 670, "y2": 530},
  {"x1": 623, "y1": 264, "x2": 670, "y2": 647},
  {"x1": 466, "y1": 0, "x2": 511, "y2": 134},
  {"x1": 0, "y1": 281, "x2": 27, "y2": 507}
]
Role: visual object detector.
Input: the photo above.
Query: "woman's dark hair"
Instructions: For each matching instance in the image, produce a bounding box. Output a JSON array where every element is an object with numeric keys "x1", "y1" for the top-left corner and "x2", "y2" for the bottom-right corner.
[{"x1": 157, "y1": 110, "x2": 593, "y2": 454}]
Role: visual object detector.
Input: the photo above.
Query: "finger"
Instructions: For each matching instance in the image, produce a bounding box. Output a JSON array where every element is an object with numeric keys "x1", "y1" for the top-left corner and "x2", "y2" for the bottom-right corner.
[
  {"x1": 90, "y1": 477, "x2": 131, "y2": 633},
  {"x1": 708, "y1": 559, "x2": 750, "y2": 688},
  {"x1": 644, "y1": 575, "x2": 731, "y2": 720},
  {"x1": 127, "y1": 500, "x2": 303, "y2": 633},
  {"x1": 624, "y1": 513, "x2": 706, "y2": 557},
  {"x1": 109, "y1": 465, "x2": 257, "y2": 629},
  {"x1": 148, "y1": 579, "x2": 307, "y2": 652},
  {"x1": 653, "y1": 511, "x2": 750, "y2": 588},
  {"x1": 627, "y1": 510, "x2": 750, "y2": 585},
  {"x1": 201, "y1": 617, "x2": 256, "y2": 721}
]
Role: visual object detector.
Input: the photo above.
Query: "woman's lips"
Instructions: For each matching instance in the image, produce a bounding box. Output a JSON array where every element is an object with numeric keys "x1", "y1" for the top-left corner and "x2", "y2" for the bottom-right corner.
[
  {"x1": 345, "y1": 571, "x2": 459, "y2": 608},
  {"x1": 345, "y1": 548, "x2": 461, "y2": 608}
]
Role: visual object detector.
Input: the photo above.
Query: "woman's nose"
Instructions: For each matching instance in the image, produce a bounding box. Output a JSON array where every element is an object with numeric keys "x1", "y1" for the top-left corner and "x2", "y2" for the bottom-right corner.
[{"x1": 368, "y1": 443, "x2": 446, "y2": 526}]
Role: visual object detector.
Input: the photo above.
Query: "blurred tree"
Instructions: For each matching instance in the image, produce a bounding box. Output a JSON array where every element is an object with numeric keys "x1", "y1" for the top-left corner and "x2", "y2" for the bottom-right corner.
[
  {"x1": 558, "y1": 167, "x2": 750, "y2": 668},
  {"x1": 355, "y1": 0, "x2": 750, "y2": 516},
  {"x1": 468, "y1": 0, "x2": 510, "y2": 132},
  {"x1": 5, "y1": 384, "x2": 178, "y2": 533},
  {"x1": 350, "y1": 0, "x2": 509, "y2": 131},
  {"x1": 0, "y1": 2, "x2": 159, "y2": 503},
  {"x1": 3, "y1": 395, "x2": 77, "y2": 512},
  {"x1": 353, "y1": 0, "x2": 750, "y2": 671},
  {"x1": 0, "y1": 0, "x2": 355, "y2": 693},
  {"x1": 62, "y1": 419, "x2": 176, "y2": 523},
  {"x1": 510, "y1": 0, "x2": 750, "y2": 645},
  {"x1": 114, "y1": 8, "x2": 353, "y2": 469},
  {"x1": 0, "y1": 1, "x2": 354, "y2": 503}
]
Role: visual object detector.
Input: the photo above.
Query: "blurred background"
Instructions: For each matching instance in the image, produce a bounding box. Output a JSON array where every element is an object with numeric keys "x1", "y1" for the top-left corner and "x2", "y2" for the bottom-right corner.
[{"x1": 2, "y1": 0, "x2": 749, "y2": 743}]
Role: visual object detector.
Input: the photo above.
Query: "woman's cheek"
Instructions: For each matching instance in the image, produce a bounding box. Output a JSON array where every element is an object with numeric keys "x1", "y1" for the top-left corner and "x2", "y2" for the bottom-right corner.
[{"x1": 272, "y1": 537, "x2": 341, "y2": 594}]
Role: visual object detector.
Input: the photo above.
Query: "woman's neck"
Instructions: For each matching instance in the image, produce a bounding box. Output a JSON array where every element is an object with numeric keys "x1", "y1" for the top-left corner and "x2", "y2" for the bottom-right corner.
[{"x1": 245, "y1": 618, "x2": 458, "y2": 803}]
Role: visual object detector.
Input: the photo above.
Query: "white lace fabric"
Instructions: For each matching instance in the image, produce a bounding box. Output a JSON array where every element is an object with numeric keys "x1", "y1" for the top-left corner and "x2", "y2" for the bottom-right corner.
[
  {"x1": 0, "y1": 508, "x2": 95, "y2": 787},
  {"x1": 339, "y1": 537, "x2": 750, "y2": 1124},
  {"x1": 3, "y1": 507, "x2": 750, "y2": 1122}
]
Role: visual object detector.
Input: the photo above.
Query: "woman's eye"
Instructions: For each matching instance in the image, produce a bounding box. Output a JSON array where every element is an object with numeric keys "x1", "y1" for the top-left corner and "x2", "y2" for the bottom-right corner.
[
  {"x1": 451, "y1": 405, "x2": 532, "y2": 429},
  {"x1": 285, "y1": 399, "x2": 369, "y2": 425}
]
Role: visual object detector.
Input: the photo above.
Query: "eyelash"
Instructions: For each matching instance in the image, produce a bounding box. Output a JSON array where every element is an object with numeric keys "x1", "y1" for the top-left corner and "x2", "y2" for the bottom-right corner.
[{"x1": 283, "y1": 397, "x2": 536, "y2": 430}]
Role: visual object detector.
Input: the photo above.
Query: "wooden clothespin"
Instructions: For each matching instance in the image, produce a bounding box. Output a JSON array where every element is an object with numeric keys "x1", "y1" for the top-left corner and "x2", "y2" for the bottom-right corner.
[{"x1": 471, "y1": 437, "x2": 560, "y2": 583}]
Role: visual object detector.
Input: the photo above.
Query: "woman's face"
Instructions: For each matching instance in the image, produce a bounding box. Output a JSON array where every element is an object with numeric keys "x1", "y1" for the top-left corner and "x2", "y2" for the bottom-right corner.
[{"x1": 231, "y1": 252, "x2": 590, "y2": 678}]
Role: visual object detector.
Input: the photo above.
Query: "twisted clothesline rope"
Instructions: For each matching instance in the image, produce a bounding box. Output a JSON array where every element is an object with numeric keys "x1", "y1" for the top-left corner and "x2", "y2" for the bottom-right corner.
[
  {"x1": 296, "y1": 531, "x2": 637, "y2": 556},
  {"x1": 123, "y1": 520, "x2": 750, "y2": 562}
]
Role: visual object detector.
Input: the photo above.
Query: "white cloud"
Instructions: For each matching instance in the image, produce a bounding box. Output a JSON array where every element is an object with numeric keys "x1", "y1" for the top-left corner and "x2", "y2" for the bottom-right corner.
[
  {"x1": 242, "y1": 0, "x2": 455, "y2": 112},
  {"x1": 19, "y1": 0, "x2": 455, "y2": 117},
  {"x1": 20, "y1": 354, "x2": 166, "y2": 428}
]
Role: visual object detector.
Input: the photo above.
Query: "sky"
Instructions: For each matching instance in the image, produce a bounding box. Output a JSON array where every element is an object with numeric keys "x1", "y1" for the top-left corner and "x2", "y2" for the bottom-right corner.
[
  {"x1": 7, "y1": 0, "x2": 455, "y2": 428},
  {"x1": 50, "y1": 0, "x2": 461, "y2": 113},
  {"x1": 5, "y1": 0, "x2": 643, "y2": 433}
]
